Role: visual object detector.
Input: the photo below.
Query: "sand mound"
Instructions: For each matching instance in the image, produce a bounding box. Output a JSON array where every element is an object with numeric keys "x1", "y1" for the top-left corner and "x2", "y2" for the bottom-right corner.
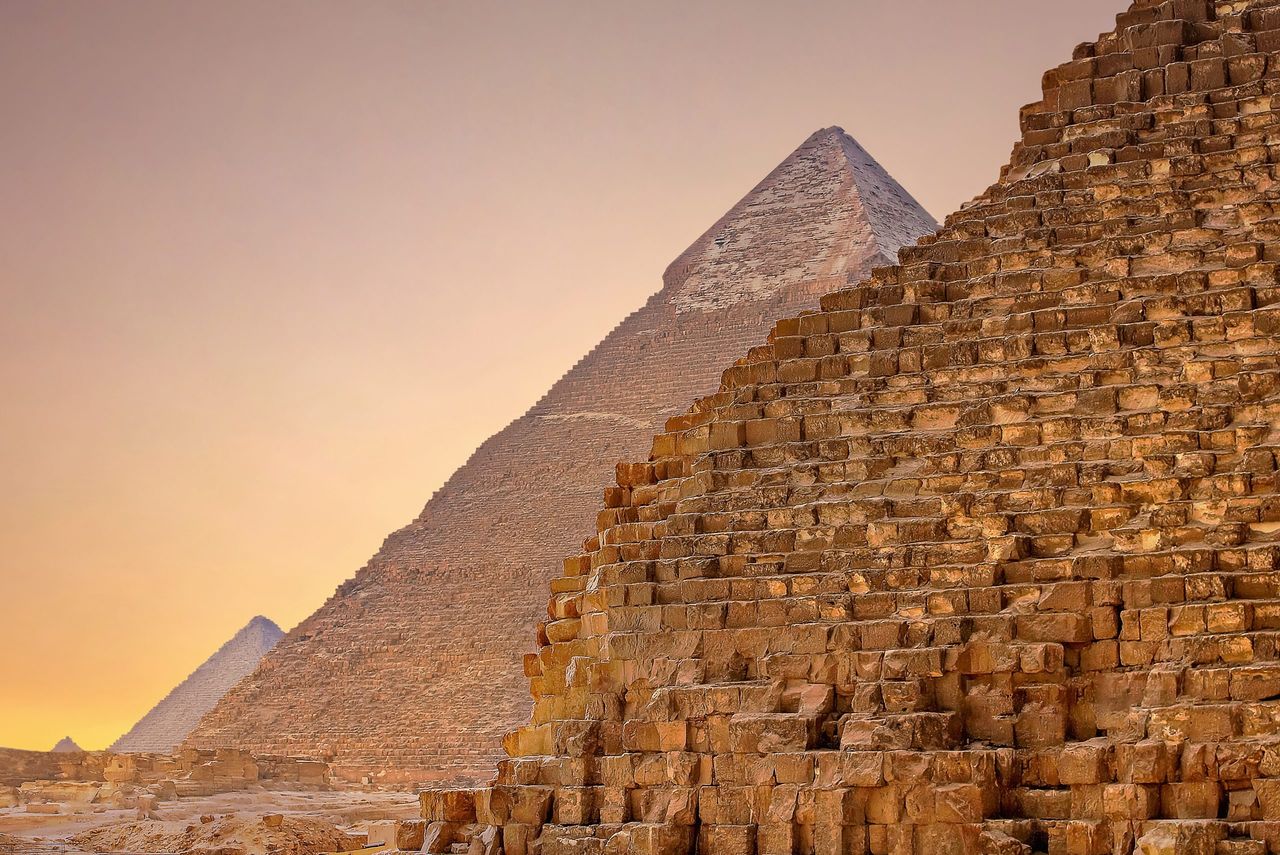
[{"x1": 68, "y1": 814, "x2": 364, "y2": 854}]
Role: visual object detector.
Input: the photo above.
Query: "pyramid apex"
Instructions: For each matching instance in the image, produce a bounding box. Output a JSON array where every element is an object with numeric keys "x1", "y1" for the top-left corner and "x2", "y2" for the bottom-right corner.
[
  {"x1": 240, "y1": 615, "x2": 284, "y2": 643},
  {"x1": 808, "y1": 125, "x2": 848, "y2": 138},
  {"x1": 796, "y1": 126, "x2": 857, "y2": 150},
  {"x1": 240, "y1": 614, "x2": 283, "y2": 635},
  {"x1": 662, "y1": 125, "x2": 936, "y2": 311}
]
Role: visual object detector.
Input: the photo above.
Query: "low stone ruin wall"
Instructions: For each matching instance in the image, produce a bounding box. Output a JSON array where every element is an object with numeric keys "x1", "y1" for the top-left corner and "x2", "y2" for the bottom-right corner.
[
  {"x1": 0, "y1": 746, "x2": 332, "y2": 807},
  {"x1": 0, "y1": 748, "x2": 64, "y2": 787}
]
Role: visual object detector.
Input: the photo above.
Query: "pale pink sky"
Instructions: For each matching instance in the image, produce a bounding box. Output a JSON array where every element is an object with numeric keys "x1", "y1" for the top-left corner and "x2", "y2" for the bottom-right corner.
[{"x1": 0, "y1": 0, "x2": 1124, "y2": 750}]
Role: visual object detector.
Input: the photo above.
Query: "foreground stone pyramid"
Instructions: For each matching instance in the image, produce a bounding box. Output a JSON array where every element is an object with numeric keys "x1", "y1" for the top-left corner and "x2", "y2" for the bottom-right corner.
[
  {"x1": 187, "y1": 130, "x2": 937, "y2": 782},
  {"x1": 111, "y1": 616, "x2": 283, "y2": 753},
  {"x1": 457, "y1": 3, "x2": 1280, "y2": 854}
]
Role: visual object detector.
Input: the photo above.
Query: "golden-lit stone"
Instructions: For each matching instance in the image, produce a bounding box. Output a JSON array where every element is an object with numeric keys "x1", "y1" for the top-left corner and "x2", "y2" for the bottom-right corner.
[{"x1": 456, "y1": 3, "x2": 1280, "y2": 853}]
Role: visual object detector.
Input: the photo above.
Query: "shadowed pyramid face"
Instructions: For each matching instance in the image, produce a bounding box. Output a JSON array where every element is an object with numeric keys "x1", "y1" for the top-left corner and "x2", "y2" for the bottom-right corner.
[
  {"x1": 183, "y1": 129, "x2": 936, "y2": 783},
  {"x1": 450, "y1": 2, "x2": 1280, "y2": 854}
]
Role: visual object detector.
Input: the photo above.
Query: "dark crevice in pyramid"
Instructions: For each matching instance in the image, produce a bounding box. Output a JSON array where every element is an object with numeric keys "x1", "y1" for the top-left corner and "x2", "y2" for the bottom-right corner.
[
  {"x1": 186, "y1": 129, "x2": 937, "y2": 783},
  {"x1": 111, "y1": 616, "x2": 283, "y2": 754}
]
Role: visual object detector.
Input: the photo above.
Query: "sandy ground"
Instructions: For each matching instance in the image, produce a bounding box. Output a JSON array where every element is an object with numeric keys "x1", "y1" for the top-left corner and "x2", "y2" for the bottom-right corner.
[{"x1": 0, "y1": 788, "x2": 419, "y2": 854}]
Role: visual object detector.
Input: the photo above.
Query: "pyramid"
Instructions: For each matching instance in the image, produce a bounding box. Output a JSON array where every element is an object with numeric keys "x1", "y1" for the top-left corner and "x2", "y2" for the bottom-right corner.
[
  {"x1": 442, "y1": 2, "x2": 1280, "y2": 853},
  {"x1": 49, "y1": 737, "x2": 81, "y2": 753},
  {"x1": 186, "y1": 129, "x2": 938, "y2": 783},
  {"x1": 111, "y1": 616, "x2": 283, "y2": 753}
]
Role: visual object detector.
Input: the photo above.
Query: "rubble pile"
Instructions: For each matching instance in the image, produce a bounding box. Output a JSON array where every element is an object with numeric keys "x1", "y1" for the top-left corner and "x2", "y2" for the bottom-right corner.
[{"x1": 68, "y1": 813, "x2": 365, "y2": 855}]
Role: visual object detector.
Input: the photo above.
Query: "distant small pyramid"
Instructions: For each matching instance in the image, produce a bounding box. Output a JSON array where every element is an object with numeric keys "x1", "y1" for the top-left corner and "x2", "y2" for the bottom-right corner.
[
  {"x1": 50, "y1": 737, "x2": 82, "y2": 753},
  {"x1": 110, "y1": 616, "x2": 284, "y2": 753}
]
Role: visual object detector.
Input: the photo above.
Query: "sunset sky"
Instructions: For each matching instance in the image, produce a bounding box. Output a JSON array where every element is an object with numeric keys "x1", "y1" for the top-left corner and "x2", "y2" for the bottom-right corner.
[{"x1": 0, "y1": 0, "x2": 1122, "y2": 751}]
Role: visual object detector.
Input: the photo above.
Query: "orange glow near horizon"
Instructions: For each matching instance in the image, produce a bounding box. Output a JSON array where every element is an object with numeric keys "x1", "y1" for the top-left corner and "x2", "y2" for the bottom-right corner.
[{"x1": 0, "y1": 0, "x2": 1123, "y2": 752}]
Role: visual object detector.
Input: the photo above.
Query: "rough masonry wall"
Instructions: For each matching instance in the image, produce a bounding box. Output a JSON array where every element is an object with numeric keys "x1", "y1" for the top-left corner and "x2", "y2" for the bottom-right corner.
[
  {"x1": 473, "y1": 2, "x2": 1280, "y2": 854},
  {"x1": 186, "y1": 129, "x2": 937, "y2": 784}
]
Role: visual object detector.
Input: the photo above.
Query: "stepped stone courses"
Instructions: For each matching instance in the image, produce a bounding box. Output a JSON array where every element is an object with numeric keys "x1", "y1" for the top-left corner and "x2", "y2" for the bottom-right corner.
[
  {"x1": 187, "y1": 129, "x2": 937, "y2": 783},
  {"x1": 112, "y1": 616, "x2": 283, "y2": 754},
  {"x1": 429, "y1": 2, "x2": 1280, "y2": 854}
]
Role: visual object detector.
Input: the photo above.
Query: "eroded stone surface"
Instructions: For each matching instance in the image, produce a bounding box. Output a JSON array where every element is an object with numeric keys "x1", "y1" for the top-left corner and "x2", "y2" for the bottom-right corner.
[
  {"x1": 469, "y1": 2, "x2": 1280, "y2": 853},
  {"x1": 186, "y1": 129, "x2": 936, "y2": 784}
]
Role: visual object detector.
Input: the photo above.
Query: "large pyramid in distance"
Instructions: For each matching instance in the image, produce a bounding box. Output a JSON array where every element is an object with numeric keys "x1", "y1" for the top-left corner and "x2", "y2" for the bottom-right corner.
[
  {"x1": 111, "y1": 616, "x2": 283, "y2": 753},
  {"x1": 471, "y1": 2, "x2": 1280, "y2": 853},
  {"x1": 186, "y1": 128, "x2": 938, "y2": 783}
]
